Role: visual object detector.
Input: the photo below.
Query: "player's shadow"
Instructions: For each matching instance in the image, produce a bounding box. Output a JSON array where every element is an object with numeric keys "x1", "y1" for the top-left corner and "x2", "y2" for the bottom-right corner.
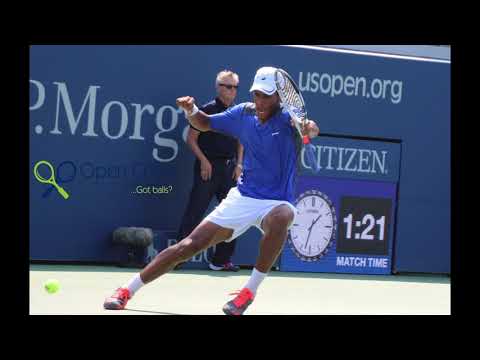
[{"x1": 124, "y1": 308, "x2": 182, "y2": 315}]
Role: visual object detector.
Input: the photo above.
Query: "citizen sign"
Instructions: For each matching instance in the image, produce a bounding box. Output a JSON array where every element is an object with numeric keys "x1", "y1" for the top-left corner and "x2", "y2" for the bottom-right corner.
[{"x1": 300, "y1": 146, "x2": 388, "y2": 175}]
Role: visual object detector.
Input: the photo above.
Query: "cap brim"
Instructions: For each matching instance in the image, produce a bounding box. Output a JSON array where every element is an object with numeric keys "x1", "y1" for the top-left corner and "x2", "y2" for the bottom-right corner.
[{"x1": 249, "y1": 84, "x2": 277, "y2": 96}]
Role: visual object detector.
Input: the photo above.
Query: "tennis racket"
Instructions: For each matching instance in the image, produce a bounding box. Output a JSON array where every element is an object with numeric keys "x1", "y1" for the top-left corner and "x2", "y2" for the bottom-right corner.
[{"x1": 274, "y1": 68, "x2": 319, "y2": 172}]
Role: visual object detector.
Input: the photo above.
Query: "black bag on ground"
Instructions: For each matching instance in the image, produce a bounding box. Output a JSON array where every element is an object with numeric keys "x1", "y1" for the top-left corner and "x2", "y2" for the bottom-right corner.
[{"x1": 112, "y1": 227, "x2": 154, "y2": 268}]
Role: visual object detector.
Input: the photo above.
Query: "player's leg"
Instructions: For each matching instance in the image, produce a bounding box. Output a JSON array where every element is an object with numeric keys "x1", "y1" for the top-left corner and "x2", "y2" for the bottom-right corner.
[
  {"x1": 255, "y1": 204, "x2": 294, "y2": 273},
  {"x1": 104, "y1": 221, "x2": 233, "y2": 310},
  {"x1": 222, "y1": 204, "x2": 294, "y2": 315},
  {"x1": 141, "y1": 221, "x2": 232, "y2": 283}
]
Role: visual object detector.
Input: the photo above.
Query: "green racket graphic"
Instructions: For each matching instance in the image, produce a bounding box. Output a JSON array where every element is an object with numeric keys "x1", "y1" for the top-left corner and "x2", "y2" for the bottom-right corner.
[{"x1": 33, "y1": 160, "x2": 70, "y2": 200}]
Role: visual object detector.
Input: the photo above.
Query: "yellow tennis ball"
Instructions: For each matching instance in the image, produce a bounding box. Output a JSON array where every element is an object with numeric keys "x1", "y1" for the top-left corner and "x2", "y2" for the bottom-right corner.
[{"x1": 44, "y1": 279, "x2": 60, "y2": 294}]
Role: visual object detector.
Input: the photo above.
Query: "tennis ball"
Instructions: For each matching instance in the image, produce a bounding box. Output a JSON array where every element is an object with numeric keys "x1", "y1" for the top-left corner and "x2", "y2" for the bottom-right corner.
[{"x1": 44, "y1": 279, "x2": 60, "y2": 294}]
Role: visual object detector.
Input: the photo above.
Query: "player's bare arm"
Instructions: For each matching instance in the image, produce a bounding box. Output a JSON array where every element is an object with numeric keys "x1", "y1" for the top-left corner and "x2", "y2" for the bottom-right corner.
[{"x1": 176, "y1": 96, "x2": 211, "y2": 132}]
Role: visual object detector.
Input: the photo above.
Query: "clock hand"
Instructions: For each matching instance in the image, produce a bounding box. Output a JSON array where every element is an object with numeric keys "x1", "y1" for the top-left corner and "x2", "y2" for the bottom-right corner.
[
  {"x1": 307, "y1": 215, "x2": 322, "y2": 233},
  {"x1": 304, "y1": 226, "x2": 313, "y2": 248},
  {"x1": 305, "y1": 214, "x2": 323, "y2": 249},
  {"x1": 312, "y1": 214, "x2": 322, "y2": 226},
  {"x1": 307, "y1": 220, "x2": 315, "y2": 232}
]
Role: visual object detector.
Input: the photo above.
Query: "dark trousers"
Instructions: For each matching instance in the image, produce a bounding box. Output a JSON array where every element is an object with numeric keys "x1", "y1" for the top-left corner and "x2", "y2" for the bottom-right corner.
[{"x1": 176, "y1": 158, "x2": 237, "y2": 265}]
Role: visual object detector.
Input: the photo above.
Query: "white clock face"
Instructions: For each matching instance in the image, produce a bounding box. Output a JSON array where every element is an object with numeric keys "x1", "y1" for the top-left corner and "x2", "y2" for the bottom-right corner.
[{"x1": 289, "y1": 190, "x2": 336, "y2": 261}]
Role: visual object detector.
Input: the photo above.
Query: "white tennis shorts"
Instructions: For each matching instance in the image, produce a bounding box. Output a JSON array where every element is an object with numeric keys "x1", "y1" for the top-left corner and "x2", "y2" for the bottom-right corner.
[{"x1": 204, "y1": 187, "x2": 299, "y2": 243}]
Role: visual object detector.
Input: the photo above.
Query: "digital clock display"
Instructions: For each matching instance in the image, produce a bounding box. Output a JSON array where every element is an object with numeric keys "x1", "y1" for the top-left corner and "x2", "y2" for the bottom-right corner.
[{"x1": 337, "y1": 196, "x2": 392, "y2": 255}]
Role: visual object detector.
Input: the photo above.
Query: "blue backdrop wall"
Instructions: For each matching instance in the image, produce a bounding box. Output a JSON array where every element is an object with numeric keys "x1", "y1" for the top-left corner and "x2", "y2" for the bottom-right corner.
[{"x1": 29, "y1": 45, "x2": 450, "y2": 273}]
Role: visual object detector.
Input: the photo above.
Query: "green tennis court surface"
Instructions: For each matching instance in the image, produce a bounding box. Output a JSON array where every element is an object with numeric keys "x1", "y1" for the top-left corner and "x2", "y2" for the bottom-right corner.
[{"x1": 29, "y1": 264, "x2": 450, "y2": 315}]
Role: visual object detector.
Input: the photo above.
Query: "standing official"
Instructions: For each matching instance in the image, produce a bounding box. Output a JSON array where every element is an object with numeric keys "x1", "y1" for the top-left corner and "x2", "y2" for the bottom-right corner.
[{"x1": 176, "y1": 70, "x2": 243, "y2": 271}]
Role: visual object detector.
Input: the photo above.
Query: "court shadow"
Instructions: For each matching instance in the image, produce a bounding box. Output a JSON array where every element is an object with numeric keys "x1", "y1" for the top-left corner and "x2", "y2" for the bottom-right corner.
[{"x1": 124, "y1": 308, "x2": 182, "y2": 315}]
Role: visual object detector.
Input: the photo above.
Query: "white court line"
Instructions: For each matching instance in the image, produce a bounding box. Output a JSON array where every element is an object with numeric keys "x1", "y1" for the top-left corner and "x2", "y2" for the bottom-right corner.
[{"x1": 280, "y1": 45, "x2": 451, "y2": 64}]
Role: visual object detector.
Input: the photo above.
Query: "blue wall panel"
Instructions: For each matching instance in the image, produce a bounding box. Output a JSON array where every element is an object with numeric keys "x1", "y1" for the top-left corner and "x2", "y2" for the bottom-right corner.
[{"x1": 29, "y1": 45, "x2": 450, "y2": 273}]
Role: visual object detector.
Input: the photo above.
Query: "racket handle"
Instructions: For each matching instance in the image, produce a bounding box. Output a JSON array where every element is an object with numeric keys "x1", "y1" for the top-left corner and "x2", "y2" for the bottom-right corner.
[{"x1": 57, "y1": 186, "x2": 70, "y2": 199}]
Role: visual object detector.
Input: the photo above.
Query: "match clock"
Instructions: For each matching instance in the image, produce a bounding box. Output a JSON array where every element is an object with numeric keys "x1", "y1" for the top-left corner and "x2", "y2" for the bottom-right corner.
[
  {"x1": 337, "y1": 196, "x2": 392, "y2": 255},
  {"x1": 288, "y1": 190, "x2": 337, "y2": 261}
]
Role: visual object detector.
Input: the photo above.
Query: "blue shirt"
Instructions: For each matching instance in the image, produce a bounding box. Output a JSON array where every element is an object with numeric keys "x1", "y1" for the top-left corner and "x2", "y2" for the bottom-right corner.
[{"x1": 209, "y1": 102, "x2": 300, "y2": 204}]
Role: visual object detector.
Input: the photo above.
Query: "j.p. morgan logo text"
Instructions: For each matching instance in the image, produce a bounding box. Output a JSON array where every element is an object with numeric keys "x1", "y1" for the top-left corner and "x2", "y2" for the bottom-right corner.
[{"x1": 30, "y1": 80, "x2": 190, "y2": 163}]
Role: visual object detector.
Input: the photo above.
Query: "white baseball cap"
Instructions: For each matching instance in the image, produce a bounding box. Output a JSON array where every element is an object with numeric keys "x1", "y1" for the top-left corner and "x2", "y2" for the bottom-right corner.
[{"x1": 249, "y1": 66, "x2": 278, "y2": 96}]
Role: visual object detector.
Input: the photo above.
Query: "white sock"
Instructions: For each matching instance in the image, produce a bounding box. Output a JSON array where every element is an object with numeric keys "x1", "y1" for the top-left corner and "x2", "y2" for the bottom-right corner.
[
  {"x1": 244, "y1": 268, "x2": 267, "y2": 296},
  {"x1": 123, "y1": 274, "x2": 144, "y2": 296}
]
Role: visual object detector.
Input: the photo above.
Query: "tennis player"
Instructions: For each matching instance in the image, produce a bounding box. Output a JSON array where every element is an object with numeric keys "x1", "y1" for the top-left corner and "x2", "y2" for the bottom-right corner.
[{"x1": 104, "y1": 66, "x2": 320, "y2": 315}]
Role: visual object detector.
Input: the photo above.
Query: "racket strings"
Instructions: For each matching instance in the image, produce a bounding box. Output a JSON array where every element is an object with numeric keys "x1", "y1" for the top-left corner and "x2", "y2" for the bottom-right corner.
[{"x1": 278, "y1": 79, "x2": 306, "y2": 119}]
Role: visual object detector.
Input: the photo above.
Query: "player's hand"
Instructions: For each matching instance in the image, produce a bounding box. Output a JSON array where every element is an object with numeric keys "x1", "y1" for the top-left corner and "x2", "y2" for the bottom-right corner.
[
  {"x1": 233, "y1": 164, "x2": 242, "y2": 181},
  {"x1": 176, "y1": 96, "x2": 196, "y2": 113},
  {"x1": 200, "y1": 159, "x2": 212, "y2": 181},
  {"x1": 303, "y1": 119, "x2": 320, "y2": 139},
  {"x1": 290, "y1": 119, "x2": 320, "y2": 139}
]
